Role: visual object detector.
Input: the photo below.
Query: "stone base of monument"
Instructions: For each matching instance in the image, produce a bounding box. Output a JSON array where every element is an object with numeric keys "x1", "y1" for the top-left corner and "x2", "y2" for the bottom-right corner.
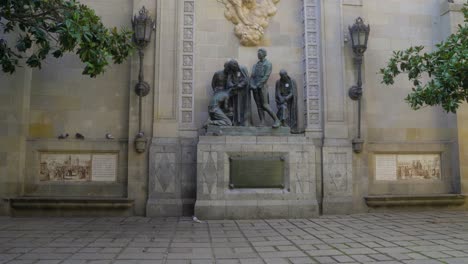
[
  {"x1": 194, "y1": 134, "x2": 319, "y2": 219},
  {"x1": 146, "y1": 138, "x2": 197, "y2": 217},
  {"x1": 206, "y1": 125, "x2": 291, "y2": 136}
]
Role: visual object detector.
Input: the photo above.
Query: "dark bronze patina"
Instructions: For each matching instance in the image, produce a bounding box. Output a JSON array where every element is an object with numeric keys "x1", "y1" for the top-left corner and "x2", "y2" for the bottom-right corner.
[{"x1": 230, "y1": 157, "x2": 285, "y2": 188}]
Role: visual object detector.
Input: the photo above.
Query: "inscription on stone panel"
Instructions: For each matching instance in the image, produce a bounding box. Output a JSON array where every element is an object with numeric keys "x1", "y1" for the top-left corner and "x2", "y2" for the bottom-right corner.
[
  {"x1": 40, "y1": 153, "x2": 117, "y2": 182},
  {"x1": 375, "y1": 154, "x2": 441, "y2": 181},
  {"x1": 230, "y1": 157, "x2": 284, "y2": 188},
  {"x1": 91, "y1": 154, "x2": 117, "y2": 182}
]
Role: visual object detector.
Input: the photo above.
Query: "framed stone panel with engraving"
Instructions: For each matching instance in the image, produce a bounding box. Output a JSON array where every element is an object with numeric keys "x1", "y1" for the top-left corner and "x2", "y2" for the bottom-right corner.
[
  {"x1": 229, "y1": 157, "x2": 285, "y2": 189},
  {"x1": 375, "y1": 154, "x2": 441, "y2": 181},
  {"x1": 39, "y1": 153, "x2": 118, "y2": 182}
]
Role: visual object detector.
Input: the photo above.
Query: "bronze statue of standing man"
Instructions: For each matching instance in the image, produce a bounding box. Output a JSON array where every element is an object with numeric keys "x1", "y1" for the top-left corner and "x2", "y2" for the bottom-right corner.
[
  {"x1": 275, "y1": 70, "x2": 298, "y2": 132},
  {"x1": 249, "y1": 48, "x2": 280, "y2": 128},
  {"x1": 226, "y1": 59, "x2": 250, "y2": 126}
]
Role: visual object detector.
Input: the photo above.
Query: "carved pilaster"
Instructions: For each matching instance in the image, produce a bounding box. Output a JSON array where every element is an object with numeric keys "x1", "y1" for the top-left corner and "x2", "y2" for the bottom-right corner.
[
  {"x1": 302, "y1": 0, "x2": 323, "y2": 134},
  {"x1": 179, "y1": 0, "x2": 196, "y2": 130}
]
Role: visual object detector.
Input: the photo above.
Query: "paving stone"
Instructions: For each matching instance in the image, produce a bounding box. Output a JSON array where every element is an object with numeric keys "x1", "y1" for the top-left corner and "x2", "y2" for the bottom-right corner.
[
  {"x1": 313, "y1": 256, "x2": 336, "y2": 263},
  {"x1": 332, "y1": 255, "x2": 355, "y2": 262},
  {"x1": 289, "y1": 257, "x2": 317, "y2": 263},
  {"x1": 263, "y1": 258, "x2": 290, "y2": 264},
  {"x1": 443, "y1": 258, "x2": 468, "y2": 264},
  {"x1": 0, "y1": 212, "x2": 468, "y2": 263}
]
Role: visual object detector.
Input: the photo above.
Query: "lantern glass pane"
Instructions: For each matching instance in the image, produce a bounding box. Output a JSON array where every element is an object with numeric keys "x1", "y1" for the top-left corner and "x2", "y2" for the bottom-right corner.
[
  {"x1": 136, "y1": 23, "x2": 145, "y2": 41},
  {"x1": 359, "y1": 31, "x2": 366, "y2": 46},
  {"x1": 352, "y1": 32, "x2": 359, "y2": 47},
  {"x1": 145, "y1": 23, "x2": 152, "y2": 41}
]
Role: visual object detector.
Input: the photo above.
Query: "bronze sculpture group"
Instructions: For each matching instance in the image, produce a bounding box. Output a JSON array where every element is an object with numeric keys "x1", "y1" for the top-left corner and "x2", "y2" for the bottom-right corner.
[{"x1": 206, "y1": 48, "x2": 297, "y2": 130}]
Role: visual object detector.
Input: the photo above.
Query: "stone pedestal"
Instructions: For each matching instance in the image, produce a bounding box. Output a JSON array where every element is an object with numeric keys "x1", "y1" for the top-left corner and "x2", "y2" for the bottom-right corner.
[
  {"x1": 146, "y1": 138, "x2": 197, "y2": 217},
  {"x1": 206, "y1": 125, "x2": 291, "y2": 136},
  {"x1": 194, "y1": 134, "x2": 319, "y2": 219},
  {"x1": 322, "y1": 146, "x2": 354, "y2": 214}
]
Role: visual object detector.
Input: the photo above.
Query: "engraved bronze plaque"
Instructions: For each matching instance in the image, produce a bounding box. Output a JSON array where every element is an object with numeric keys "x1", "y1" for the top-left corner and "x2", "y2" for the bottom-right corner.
[{"x1": 230, "y1": 157, "x2": 285, "y2": 188}]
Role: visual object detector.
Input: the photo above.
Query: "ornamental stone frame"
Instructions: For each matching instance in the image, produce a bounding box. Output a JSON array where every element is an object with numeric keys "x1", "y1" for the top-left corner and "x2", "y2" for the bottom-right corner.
[
  {"x1": 180, "y1": 0, "x2": 196, "y2": 131},
  {"x1": 302, "y1": 0, "x2": 323, "y2": 135}
]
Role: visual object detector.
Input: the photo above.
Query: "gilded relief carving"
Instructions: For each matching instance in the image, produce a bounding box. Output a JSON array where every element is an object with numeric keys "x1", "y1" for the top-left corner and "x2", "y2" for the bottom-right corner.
[{"x1": 219, "y1": 0, "x2": 280, "y2": 46}]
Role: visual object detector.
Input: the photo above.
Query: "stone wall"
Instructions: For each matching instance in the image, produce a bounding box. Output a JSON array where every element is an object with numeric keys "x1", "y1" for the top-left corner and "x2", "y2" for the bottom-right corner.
[
  {"x1": 0, "y1": 66, "x2": 31, "y2": 215},
  {"x1": 0, "y1": 0, "x2": 467, "y2": 217},
  {"x1": 194, "y1": 0, "x2": 306, "y2": 129},
  {"x1": 336, "y1": 0, "x2": 463, "y2": 213}
]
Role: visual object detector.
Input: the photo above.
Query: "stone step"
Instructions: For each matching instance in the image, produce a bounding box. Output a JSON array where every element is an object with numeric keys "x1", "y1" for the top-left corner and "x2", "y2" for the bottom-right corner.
[
  {"x1": 365, "y1": 194, "x2": 465, "y2": 207},
  {"x1": 4, "y1": 196, "x2": 134, "y2": 217}
]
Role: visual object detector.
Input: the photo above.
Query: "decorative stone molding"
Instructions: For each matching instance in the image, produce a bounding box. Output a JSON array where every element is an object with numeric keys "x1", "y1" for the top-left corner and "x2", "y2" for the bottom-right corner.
[
  {"x1": 322, "y1": 146, "x2": 353, "y2": 214},
  {"x1": 180, "y1": 0, "x2": 196, "y2": 129},
  {"x1": 219, "y1": 0, "x2": 280, "y2": 46},
  {"x1": 302, "y1": 0, "x2": 322, "y2": 133}
]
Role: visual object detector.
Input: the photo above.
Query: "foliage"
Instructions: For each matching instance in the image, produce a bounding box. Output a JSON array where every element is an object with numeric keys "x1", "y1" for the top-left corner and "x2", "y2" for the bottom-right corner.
[
  {"x1": 0, "y1": 0, "x2": 134, "y2": 77},
  {"x1": 380, "y1": 4, "x2": 468, "y2": 113}
]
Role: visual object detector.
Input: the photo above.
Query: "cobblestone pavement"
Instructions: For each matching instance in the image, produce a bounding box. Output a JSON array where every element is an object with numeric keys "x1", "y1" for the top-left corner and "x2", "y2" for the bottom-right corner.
[{"x1": 2, "y1": 211, "x2": 468, "y2": 264}]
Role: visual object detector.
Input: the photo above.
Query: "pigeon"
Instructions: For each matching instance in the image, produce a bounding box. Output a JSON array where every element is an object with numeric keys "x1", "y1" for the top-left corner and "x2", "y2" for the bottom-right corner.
[
  {"x1": 192, "y1": 216, "x2": 203, "y2": 223},
  {"x1": 75, "y1": 133, "x2": 85, "y2": 140},
  {"x1": 58, "y1": 133, "x2": 69, "y2": 139},
  {"x1": 105, "y1": 133, "x2": 114, "y2": 140}
]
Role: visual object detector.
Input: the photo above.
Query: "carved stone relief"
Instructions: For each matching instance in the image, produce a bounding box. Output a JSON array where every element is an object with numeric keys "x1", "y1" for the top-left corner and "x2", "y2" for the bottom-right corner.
[
  {"x1": 302, "y1": 0, "x2": 322, "y2": 132},
  {"x1": 180, "y1": 0, "x2": 195, "y2": 129},
  {"x1": 219, "y1": 0, "x2": 280, "y2": 46},
  {"x1": 154, "y1": 153, "x2": 176, "y2": 193},
  {"x1": 202, "y1": 152, "x2": 218, "y2": 195},
  {"x1": 294, "y1": 151, "x2": 309, "y2": 194},
  {"x1": 325, "y1": 153, "x2": 349, "y2": 195}
]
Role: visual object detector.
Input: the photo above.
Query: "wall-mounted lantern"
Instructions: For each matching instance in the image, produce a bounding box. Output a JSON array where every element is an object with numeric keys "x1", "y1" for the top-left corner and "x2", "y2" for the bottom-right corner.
[
  {"x1": 132, "y1": 6, "x2": 155, "y2": 153},
  {"x1": 348, "y1": 17, "x2": 370, "y2": 153}
]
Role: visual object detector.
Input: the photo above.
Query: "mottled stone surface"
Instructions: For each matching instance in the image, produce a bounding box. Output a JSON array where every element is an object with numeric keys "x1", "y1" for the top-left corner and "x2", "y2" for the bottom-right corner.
[
  {"x1": 195, "y1": 135, "x2": 319, "y2": 219},
  {"x1": 147, "y1": 138, "x2": 197, "y2": 217},
  {"x1": 205, "y1": 125, "x2": 291, "y2": 136},
  {"x1": 1, "y1": 212, "x2": 468, "y2": 263}
]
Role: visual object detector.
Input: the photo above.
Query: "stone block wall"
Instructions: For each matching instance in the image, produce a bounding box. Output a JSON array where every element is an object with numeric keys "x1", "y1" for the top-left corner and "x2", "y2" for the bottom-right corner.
[
  {"x1": 195, "y1": 136, "x2": 319, "y2": 219},
  {"x1": 1, "y1": 0, "x2": 467, "y2": 217}
]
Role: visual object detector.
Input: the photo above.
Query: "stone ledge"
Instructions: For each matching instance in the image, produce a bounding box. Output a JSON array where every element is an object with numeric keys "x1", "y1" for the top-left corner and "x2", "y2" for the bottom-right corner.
[
  {"x1": 365, "y1": 194, "x2": 465, "y2": 207},
  {"x1": 205, "y1": 125, "x2": 292, "y2": 136},
  {"x1": 195, "y1": 199, "x2": 319, "y2": 219},
  {"x1": 4, "y1": 196, "x2": 133, "y2": 210}
]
